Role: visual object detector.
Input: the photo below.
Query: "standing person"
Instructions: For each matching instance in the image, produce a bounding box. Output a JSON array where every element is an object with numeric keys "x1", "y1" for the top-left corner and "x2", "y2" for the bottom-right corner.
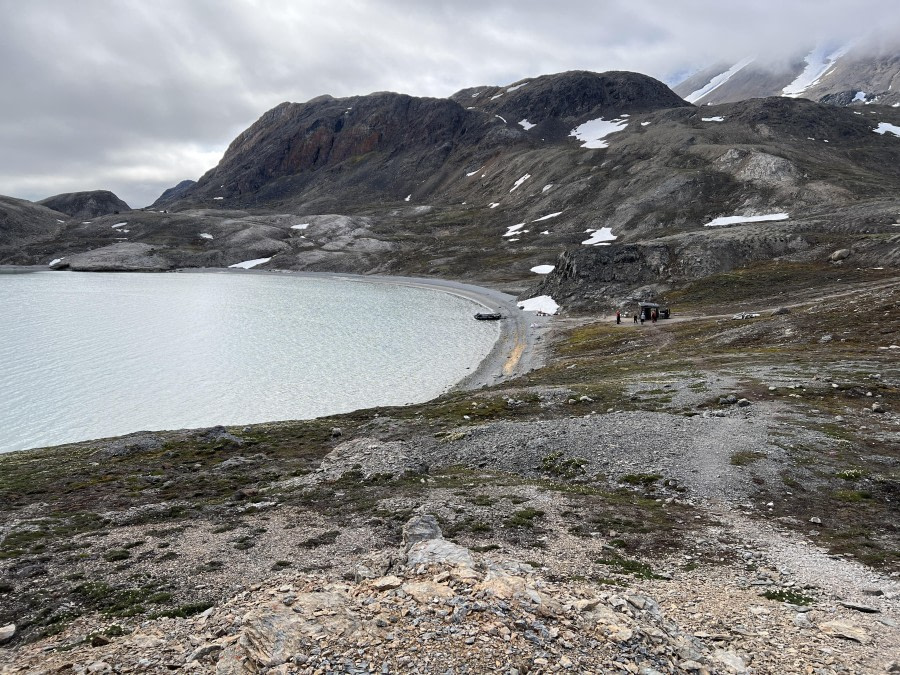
[
  {"x1": 651, "y1": 309, "x2": 657, "y2": 324},
  {"x1": 633, "y1": 314, "x2": 638, "y2": 324},
  {"x1": 616, "y1": 310, "x2": 621, "y2": 324}
]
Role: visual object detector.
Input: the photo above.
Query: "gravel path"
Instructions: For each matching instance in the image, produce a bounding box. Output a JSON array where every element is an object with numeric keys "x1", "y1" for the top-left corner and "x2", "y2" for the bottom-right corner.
[
  {"x1": 715, "y1": 509, "x2": 900, "y2": 609},
  {"x1": 432, "y1": 408, "x2": 774, "y2": 502}
]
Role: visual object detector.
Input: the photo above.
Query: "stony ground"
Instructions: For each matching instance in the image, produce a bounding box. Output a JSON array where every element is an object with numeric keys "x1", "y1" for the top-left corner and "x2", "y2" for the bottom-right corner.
[{"x1": 1, "y1": 270, "x2": 898, "y2": 673}]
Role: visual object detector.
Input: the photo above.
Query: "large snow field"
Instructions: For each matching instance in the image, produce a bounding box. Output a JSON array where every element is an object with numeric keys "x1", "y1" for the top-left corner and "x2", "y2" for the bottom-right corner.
[{"x1": 782, "y1": 45, "x2": 850, "y2": 97}]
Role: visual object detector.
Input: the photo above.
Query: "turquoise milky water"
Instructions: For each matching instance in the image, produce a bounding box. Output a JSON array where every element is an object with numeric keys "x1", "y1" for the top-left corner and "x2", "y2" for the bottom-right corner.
[{"x1": 0, "y1": 271, "x2": 499, "y2": 453}]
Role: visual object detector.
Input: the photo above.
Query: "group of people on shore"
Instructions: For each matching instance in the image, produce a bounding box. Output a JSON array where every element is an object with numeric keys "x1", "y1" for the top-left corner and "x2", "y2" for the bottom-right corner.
[{"x1": 615, "y1": 309, "x2": 658, "y2": 325}]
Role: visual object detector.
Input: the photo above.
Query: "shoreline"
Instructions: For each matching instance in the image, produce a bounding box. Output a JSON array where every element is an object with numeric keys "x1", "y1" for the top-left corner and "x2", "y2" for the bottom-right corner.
[{"x1": 174, "y1": 266, "x2": 551, "y2": 392}]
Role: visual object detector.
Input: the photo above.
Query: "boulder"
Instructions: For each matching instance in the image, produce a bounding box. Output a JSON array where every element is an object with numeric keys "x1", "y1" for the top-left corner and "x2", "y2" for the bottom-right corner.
[
  {"x1": 829, "y1": 248, "x2": 850, "y2": 262},
  {"x1": 407, "y1": 538, "x2": 475, "y2": 568},
  {"x1": 371, "y1": 575, "x2": 403, "y2": 592},
  {"x1": 217, "y1": 592, "x2": 365, "y2": 672},
  {"x1": 401, "y1": 580, "x2": 455, "y2": 603},
  {"x1": 818, "y1": 620, "x2": 871, "y2": 644},
  {"x1": 402, "y1": 514, "x2": 443, "y2": 549}
]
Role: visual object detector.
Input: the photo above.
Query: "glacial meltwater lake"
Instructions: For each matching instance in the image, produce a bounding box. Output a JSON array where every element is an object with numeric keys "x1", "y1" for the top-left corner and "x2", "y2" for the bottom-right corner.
[{"x1": 0, "y1": 271, "x2": 500, "y2": 453}]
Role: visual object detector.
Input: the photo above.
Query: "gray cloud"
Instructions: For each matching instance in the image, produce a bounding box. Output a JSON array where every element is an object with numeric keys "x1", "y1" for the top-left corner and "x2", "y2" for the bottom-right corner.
[{"x1": 1, "y1": 0, "x2": 897, "y2": 207}]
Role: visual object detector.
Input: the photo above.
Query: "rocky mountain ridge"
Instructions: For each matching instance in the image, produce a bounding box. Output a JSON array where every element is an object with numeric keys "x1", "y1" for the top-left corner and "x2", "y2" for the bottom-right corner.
[{"x1": 1, "y1": 68, "x2": 899, "y2": 310}]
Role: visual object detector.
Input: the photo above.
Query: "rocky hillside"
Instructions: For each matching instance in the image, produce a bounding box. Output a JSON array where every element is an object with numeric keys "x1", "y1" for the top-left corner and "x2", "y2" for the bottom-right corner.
[
  {"x1": 153, "y1": 71, "x2": 690, "y2": 212},
  {"x1": 36, "y1": 190, "x2": 130, "y2": 220},
  {"x1": 150, "y1": 179, "x2": 195, "y2": 207},
  {"x1": 674, "y1": 46, "x2": 900, "y2": 106},
  {"x1": 0, "y1": 196, "x2": 68, "y2": 263}
]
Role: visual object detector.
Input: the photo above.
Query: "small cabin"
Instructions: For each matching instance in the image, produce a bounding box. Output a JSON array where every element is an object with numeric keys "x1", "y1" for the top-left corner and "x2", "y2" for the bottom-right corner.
[{"x1": 637, "y1": 302, "x2": 670, "y2": 320}]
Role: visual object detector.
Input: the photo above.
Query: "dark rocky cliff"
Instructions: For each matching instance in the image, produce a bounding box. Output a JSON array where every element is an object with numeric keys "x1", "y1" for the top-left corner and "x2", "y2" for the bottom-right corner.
[{"x1": 165, "y1": 71, "x2": 692, "y2": 211}]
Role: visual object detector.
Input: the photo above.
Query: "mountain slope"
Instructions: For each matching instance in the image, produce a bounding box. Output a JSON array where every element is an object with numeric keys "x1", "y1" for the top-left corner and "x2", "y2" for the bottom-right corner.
[
  {"x1": 0, "y1": 196, "x2": 69, "y2": 264},
  {"x1": 158, "y1": 71, "x2": 690, "y2": 212},
  {"x1": 674, "y1": 46, "x2": 900, "y2": 107}
]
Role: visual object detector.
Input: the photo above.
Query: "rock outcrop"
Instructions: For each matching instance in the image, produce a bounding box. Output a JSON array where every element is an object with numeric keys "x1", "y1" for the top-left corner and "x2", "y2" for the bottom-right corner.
[
  {"x1": 37, "y1": 190, "x2": 130, "y2": 219},
  {"x1": 65, "y1": 242, "x2": 174, "y2": 271}
]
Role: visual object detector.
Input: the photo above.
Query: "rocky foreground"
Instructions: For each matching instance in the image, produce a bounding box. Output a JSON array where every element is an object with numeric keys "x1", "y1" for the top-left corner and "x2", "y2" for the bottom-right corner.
[
  {"x1": 1, "y1": 275, "x2": 899, "y2": 673},
  {"x1": 2, "y1": 511, "x2": 898, "y2": 674}
]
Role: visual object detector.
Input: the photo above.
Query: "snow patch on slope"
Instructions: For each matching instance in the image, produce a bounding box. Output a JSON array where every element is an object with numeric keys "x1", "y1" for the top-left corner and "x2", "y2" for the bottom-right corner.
[
  {"x1": 533, "y1": 212, "x2": 563, "y2": 222},
  {"x1": 229, "y1": 257, "x2": 272, "y2": 269},
  {"x1": 582, "y1": 227, "x2": 617, "y2": 246},
  {"x1": 518, "y1": 295, "x2": 559, "y2": 314},
  {"x1": 569, "y1": 118, "x2": 628, "y2": 149},
  {"x1": 510, "y1": 174, "x2": 531, "y2": 192},
  {"x1": 874, "y1": 123, "x2": 900, "y2": 137},
  {"x1": 704, "y1": 213, "x2": 789, "y2": 227},
  {"x1": 504, "y1": 223, "x2": 526, "y2": 238},
  {"x1": 685, "y1": 57, "x2": 755, "y2": 103}
]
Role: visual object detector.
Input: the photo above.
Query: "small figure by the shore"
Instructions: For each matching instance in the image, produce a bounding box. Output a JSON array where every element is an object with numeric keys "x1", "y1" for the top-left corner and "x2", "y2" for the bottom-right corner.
[
  {"x1": 633, "y1": 314, "x2": 638, "y2": 324},
  {"x1": 615, "y1": 310, "x2": 621, "y2": 325},
  {"x1": 640, "y1": 314, "x2": 644, "y2": 325}
]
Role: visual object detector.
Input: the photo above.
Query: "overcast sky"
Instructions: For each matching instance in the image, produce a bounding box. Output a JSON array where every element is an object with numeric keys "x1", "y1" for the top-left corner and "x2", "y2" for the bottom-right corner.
[{"x1": 1, "y1": 0, "x2": 897, "y2": 208}]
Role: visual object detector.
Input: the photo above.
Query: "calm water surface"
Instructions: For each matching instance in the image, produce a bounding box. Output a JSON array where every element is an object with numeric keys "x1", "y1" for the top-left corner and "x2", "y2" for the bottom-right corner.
[{"x1": 0, "y1": 271, "x2": 499, "y2": 453}]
